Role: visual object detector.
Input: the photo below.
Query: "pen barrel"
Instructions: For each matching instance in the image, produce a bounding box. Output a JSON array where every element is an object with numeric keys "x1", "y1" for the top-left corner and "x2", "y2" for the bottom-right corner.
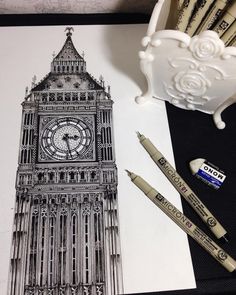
[
  {"x1": 131, "y1": 174, "x2": 236, "y2": 272},
  {"x1": 151, "y1": 193, "x2": 236, "y2": 272},
  {"x1": 195, "y1": 0, "x2": 230, "y2": 34},
  {"x1": 213, "y1": 2, "x2": 236, "y2": 37},
  {"x1": 221, "y1": 20, "x2": 236, "y2": 45},
  {"x1": 176, "y1": 0, "x2": 197, "y2": 32},
  {"x1": 139, "y1": 136, "x2": 227, "y2": 239},
  {"x1": 186, "y1": 0, "x2": 214, "y2": 37},
  {"x1": 130, "y1": 172, "x2": 158, "y2": 199}
]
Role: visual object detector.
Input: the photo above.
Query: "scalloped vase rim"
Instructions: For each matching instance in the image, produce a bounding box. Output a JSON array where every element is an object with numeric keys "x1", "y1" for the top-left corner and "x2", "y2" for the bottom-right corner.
[
  {"x1": 148, "y1": 30, "x2": 236, "y2": 57},
  {"x1": 137, "y1": 3, "x2": 236, "y2": 130}
]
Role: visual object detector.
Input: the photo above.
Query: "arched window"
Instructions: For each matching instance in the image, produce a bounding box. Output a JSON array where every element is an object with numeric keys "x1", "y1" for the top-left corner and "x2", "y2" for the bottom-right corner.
[
  {"x1": 39, "y1": 212, "x2": 47, "y2": 286},
  {"x1": 48, "y1": 216, "x2": 55, "y2": 286},
  {"x1": 101, "y1": 128, "x2": 105, "y2": 144},
  {"x1": 20, "y1": 150, "x2": 24, "y2": 164},
  {"x1": 88, "y1": 92, "x2": 94, "y2": 100},
  {"x1": 49, "y1": 93, "x2": 55, "y2": 101},
  {"x1": 108, "y1": 147, "x2": 113, "y2": 160},
  {"x1": 22, "y1": 130, "x2": 26, "y2": 145},
  {"x1": 49, "y1": 172, "x2": 54, "y2": 182},
  {"x1": 59, "y1": 212, "x2": 67, "y2": 285},
  {"x1": 30, "y1": 113, "x2": 33, "y2": 124},
  {"x1": 27, "y1": 149, "x2": 32, "y2": 163},
  {"x1": 33, "y1": 198, "x2": 39, "y2": 205},
  {"x1": 72, "y1": 93, "x2": 78, "y2": 101},
  {"x1": 27, "y1": 113, "x2": 30, "y2": 125},
  {"x1": 42, "y1": 93, "x2": 47, "y2": 102},
  {"x1": 69, "y1": 171, "x2": 75, "y2": 182},
  {"x1": 71, "y1": 214, "x2": 77, "y2": 284},
  {"x1": 101, "y1": 147, "x2": 105, "y2": 161},
  {"x1": 84, "y1": 213, "x2": 90, "y2": 284},
  {"x1": 29, "y1": 211, "x2": 38, "y2": 285},
  {"x1": 59, "y1": 172, "x2": 65, "y2": 182},
  {"x1": 23, "y1": 150, "x2": 27, "y2": 163},
  {"x1": 38, "y1": 172, "x2": 44, "y2": 182},
  {"x1": 91, "y1": 171, "x2": 96, "y2": 181},
  {"x1": 24, "y1": 113, "x2": 28, "y2": 125},
  {"x1": 57, "y1": 92, "x2": 63, "y2": 101},
  {"x1": 106, "y1": 127, "x2": 111, "y2": 144},
  {"x1": 94, "y1": 209, "x2": 103, "y2": 282},
  {"x1": 65, "y1": 93, "x2": 71, "y2": 101},
  {"x1": 30, "y1": 129, "x2": 34, "y2": 145},
  {"x1": 25, "y1": 130, "x2": 29, "y2": 145},
  {"x1": 80, "y1": 171, "x2": 85, "y2": 180},
  {"x1": 80, "y1": 92, "x2": 86, "y2": 101}
]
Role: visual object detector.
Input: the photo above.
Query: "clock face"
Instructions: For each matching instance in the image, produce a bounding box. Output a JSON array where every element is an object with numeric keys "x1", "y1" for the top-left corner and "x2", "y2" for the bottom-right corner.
[{"x1": 41, "y1": 117, "x2": 92, "y2": 161}]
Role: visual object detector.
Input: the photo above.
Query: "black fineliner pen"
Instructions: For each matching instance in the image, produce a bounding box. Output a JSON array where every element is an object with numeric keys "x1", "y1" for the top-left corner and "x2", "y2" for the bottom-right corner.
[
  {"x1": 126, "y1": 170, "x2": 236, "y2": 272},
  {"x1": 137, "y1": 132, "x2": 229, "y2": 242}
]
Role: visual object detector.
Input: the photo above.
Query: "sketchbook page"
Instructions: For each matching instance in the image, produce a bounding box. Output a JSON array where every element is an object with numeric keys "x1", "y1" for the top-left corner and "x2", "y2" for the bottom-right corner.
[{"x1": 0, "y1": 25, "x2": 196, "y2": 294}]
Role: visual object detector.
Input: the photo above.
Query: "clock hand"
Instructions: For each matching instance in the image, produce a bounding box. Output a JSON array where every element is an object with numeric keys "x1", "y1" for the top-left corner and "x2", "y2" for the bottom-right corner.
[
  {"x1": 67, "y1": 135, "x2": 79, "y2": 140},
  {"x1": 62, "y1": 134, "x2": 73, "y2": 158},
  {"x1": 62, "y1": 133, "x2": 69, "y2": 141},
  {"x1": 66, "y1": 140, "x2": 72, "y2": 157},
  {"x1": 73, "y1": 135, "x2": 79, "y2": 140}
]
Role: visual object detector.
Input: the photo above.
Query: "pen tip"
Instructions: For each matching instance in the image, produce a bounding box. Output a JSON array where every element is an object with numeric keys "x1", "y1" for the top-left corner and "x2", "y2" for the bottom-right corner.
[
  {"x1": 125, "y1": 169, "x2": 132, "y2": 176},
  {"x1": 136, "y1": 131, "x2": 142, "y2": 139},
  {"x1": 220, "y1": 234, "x2": 230, "y2": 243}
]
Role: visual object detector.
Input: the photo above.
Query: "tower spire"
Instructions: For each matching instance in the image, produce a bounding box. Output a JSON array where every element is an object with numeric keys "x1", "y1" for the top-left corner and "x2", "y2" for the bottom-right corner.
[
  {"x1": 51, "y1": 27, "x2": 86, "y2": 74},
  {"x1": 65, "y1": 27, "x2": 74, "y2": 37}
]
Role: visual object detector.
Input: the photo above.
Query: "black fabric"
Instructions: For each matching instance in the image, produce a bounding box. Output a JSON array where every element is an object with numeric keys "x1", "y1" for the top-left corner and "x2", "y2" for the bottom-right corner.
[
  {"x1": 0, "y1": 13, "x2": 150, "y2": 26},
  {"x1": 162, "y1": 103, "x2": 236, "y2": 295},
  {"x1": 1, "y1": 12, "x2": 236, "y2": 295}
]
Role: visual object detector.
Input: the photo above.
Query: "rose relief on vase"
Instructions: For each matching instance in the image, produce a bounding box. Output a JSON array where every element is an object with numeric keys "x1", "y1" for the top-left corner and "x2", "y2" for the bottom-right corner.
[{"x1": 136, "y1": 0, "x2": 236, "y2": 129}]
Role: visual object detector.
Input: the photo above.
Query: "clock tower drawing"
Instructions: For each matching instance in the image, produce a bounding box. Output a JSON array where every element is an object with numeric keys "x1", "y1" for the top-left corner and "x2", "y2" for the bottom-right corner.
[{"x1": 8, "y1": 28, "x2": 123, "y2": 295}]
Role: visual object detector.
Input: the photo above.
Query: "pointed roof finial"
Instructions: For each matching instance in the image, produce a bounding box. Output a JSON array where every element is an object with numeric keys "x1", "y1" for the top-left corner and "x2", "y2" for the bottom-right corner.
[
  {"x1": 32, "y1": 75, "x2": 37, "y2": 84},
  {"x1": 25, "y1": 86, "x2": 28, "y2": 97},
  {"x1": 99, "y1": 75, "x2": 105, "y2": 87},
  {"x1": 65, "y1": 27, "x2": 74, "y2": 37},
  {"x1": 31, "y1": 75, "x2": 37, "y2": 89}
]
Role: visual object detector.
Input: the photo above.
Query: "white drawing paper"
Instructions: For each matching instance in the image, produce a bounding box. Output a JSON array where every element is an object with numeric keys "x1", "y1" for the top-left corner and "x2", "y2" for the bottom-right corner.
[{"x1": 0, "y1": 25, "x2": 196, "y2": 294}]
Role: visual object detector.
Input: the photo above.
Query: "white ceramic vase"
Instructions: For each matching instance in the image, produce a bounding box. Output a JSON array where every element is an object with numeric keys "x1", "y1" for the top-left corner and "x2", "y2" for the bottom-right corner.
[{"x1": 136, "y1": 0, "x2": 236, "y2": 129}]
